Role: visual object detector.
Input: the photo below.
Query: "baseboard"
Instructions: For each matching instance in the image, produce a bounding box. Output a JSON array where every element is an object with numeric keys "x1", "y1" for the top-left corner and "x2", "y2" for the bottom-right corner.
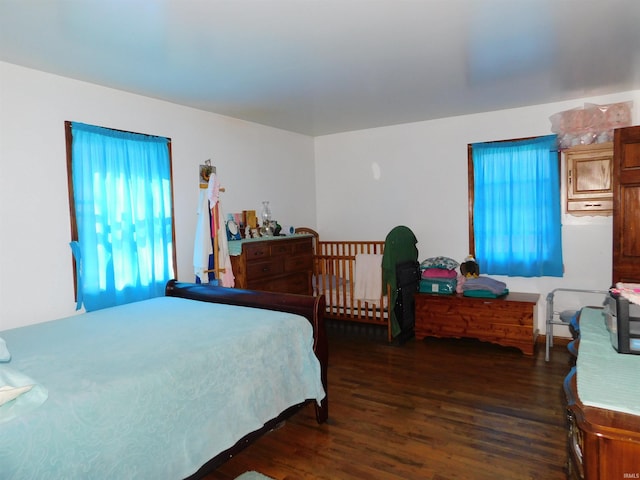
[{"x1": 536, "y1": 334, "x2": 572, "y2": 347}]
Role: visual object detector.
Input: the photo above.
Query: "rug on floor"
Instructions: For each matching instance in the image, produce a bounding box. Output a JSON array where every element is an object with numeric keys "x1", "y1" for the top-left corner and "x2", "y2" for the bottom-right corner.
[{"x1": 235, "y1": 471, "x2": 274, "y2": 480}]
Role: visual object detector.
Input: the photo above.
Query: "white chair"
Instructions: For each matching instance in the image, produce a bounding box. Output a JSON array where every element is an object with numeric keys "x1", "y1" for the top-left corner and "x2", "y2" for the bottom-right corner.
[{"x1": 545, "y1": 288, "x2": 608, "y2": 361}]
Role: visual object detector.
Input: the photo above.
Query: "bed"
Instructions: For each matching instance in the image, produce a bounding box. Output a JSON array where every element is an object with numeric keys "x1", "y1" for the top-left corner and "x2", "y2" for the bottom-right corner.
[{"x1": 0, "y1": 280, "x2": 328, "y2": 480}]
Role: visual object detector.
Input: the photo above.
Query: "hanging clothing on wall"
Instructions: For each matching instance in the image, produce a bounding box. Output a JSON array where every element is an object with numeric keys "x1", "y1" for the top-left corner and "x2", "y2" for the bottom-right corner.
[
  {"x1": 207, "y1": 173, "x2": 234, "y2": 287},
  {"x1": 207, "y1": 171, "x2": 221, "y2": 236},
  {"x1": 214, "y1": 202, "x2": 235, "y2": 287},
  {"x1": 193, "y1": 187, "x2": 213, "y2": 283}
]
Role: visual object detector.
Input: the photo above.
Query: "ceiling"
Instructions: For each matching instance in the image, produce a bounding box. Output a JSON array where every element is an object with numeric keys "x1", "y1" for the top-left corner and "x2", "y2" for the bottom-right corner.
[{"x1": 2, "y1": 0, "x2": 640, "y2": 136}]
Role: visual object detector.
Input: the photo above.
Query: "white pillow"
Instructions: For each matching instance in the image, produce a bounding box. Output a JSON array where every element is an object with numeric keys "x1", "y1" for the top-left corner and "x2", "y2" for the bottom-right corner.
[{"x1": 0, "y1": 338, "x2": 10, "y2": 362}]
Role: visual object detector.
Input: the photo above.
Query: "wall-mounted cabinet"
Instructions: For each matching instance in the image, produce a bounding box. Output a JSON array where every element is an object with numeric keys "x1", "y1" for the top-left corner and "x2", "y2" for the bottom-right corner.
[{"x1": 565, "y1": 142, "x2": 613, "y2": 216}]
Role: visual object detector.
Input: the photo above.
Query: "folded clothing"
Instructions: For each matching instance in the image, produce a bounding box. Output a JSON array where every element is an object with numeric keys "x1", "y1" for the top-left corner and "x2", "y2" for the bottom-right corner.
[
  {"x1": 456, "y1": 274, "x2": 466, "y2": 294},
  {"x1": 463, "y1": 288, "x2": 509, "y2": 298},
  {"x1": 462, "y1": 276, "x2": 507, "y2": 296},
  {"x1": 613, "y1": 282, "x2": 640, "y2": 306},
  {"x1": 421, "y1": 268, "x2": 457, "y2": 279},
  {"x1": 420, "y1": 256, "x2": 459, "y2": 271}
]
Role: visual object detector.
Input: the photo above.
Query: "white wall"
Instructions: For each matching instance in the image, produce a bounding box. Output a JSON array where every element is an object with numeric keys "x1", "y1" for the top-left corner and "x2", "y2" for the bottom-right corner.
[
  {"x1": 2, "y1": 59, "x2": 637, "y2": 339},
  {"x1": 314, "y1": 91, "x2": 640, "y2": 335},
  {"x1": 0, "y1": 62, "x2": 316, "y2": 330}
]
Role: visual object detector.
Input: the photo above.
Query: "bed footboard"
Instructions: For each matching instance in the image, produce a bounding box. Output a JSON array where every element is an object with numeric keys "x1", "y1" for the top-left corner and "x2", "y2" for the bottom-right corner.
[{"x1": 165, "y1": 280, "x2": 328, "y2": 423}]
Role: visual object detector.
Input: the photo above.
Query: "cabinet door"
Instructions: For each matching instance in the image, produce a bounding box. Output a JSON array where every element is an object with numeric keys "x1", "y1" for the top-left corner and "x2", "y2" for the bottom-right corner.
[
  {"x1": 566, "y1": 142, "x2": 613, "y2": 215},
  {"x1": 613, "y1": 126, "x2": 640, "y2": 284}
]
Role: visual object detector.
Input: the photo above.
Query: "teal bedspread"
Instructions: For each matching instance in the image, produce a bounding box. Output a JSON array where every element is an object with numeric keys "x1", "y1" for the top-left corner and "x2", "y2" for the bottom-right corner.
[
  {"x1": 0, "y1": 297, "x2": 325, "y2": 479},
  {"x1": 577, "y1": 307, "x2": 640, "y2": 416}
]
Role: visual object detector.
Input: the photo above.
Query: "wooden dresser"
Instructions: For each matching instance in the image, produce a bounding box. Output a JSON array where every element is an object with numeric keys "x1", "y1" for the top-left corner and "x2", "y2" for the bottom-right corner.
[
  {"x1": 564, "y1": 307, "x2": 640, "y2": 479},
  {"x1": 229, "y1": 235, "x2": 313, "y2": 295},
  {"x1": 414, "y1": 292, "x2": 539, "y2": 355}
]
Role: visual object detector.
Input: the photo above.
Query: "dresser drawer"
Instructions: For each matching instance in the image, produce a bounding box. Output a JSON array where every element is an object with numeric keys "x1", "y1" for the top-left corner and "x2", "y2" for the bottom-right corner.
[
  {"x1": 291, "y1": 238, "x2": 312, "y2": 254},
  {"x1": 270, "y1": 242, "x2": 292, "y2": 256},
  {"x1": 566, "y1": 409, "x2": 584, "y2": 479},
  {"x1": 244, "y1": 242, "x2": 270, "y2": 259},
  {"x1": 285, "y1": 254, "x2": 313, "y2": 273},
  {"x1": 276, "y1": 272, "x2": 310, "y2": 294},
  {"x1": 567, "y1": 199, "x2": 613, "y2": 214},
  {"x1": 246, "y1": 258, "x2": 284, "y2": 280}
]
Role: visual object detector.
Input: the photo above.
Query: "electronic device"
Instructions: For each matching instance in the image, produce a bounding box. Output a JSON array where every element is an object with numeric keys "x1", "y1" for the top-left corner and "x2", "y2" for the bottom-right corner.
[{"x1": 605, "y1": 292, "x2": 640, "y2": 354}]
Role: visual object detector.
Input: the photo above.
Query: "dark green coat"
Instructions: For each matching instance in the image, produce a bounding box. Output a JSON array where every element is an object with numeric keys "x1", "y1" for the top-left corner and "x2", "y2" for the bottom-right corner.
[{"x1": 382, "y1": 226, "x2": 418, "y2": 338}]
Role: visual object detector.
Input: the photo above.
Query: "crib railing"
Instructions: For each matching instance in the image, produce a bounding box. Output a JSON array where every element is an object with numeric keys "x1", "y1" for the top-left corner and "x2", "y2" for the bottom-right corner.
[{"x1": 314, "y1": 240, "x2": 392, "y2": 339}]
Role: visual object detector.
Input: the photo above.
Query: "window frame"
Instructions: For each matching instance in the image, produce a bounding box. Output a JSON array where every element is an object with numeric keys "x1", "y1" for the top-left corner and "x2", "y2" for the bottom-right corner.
[
  {"x1": 64, "y1": 120, "x2": 178, "y2": 301},
  {"x1": 467, "y1": 135, "x2": 562, "y2": 275}
]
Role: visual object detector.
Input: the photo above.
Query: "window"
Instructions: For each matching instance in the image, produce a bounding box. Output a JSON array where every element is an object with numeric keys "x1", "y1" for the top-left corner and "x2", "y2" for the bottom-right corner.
[
  {"x1": 65, "y1": 121, "x2": 176, "y2": 311},
  {"x1": 468, "y1": 134, "x2": 563, "y2": 277}
]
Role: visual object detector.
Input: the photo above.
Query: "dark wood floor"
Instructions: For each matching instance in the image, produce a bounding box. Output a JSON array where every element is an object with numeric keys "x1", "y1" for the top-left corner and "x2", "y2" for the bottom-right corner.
[{"x1": 205, "y1": 323, "x2": 572, "y2": 480}]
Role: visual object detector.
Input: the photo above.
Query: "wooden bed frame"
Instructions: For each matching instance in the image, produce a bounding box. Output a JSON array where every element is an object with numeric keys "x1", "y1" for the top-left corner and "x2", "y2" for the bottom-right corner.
[
  {"x1": 295, "y1": 229, "x2": 393, "y2": 341},
  {"x1": 165, "y1": 280, "x2": 328, "y2": 478}
]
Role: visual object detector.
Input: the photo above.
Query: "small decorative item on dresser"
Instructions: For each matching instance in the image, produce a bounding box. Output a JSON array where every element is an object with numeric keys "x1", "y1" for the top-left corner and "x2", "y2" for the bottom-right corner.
[
  {"x1": 261, "y1": 201, "x2": 272, "y2": 223},
  {"x1": 260, "y1": 201, "x2": 275, "y2": 236},
  {"x1": 243, "y1": 210, "x2": 257, "y2": 229},
  {"x1": 226, "y1": 217, "x2": 241, "y2": 241},
  {"x1": 281, "y1": 225, "x2": 295, "y2": 236}
]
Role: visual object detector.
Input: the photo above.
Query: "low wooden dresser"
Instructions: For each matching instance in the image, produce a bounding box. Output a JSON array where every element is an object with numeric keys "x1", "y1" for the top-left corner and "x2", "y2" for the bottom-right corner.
[
  {"x1": 229, "y1": 235, "x2": 313, "y2": 295},
  {"x1": 414, "y1": 292, "x2": 539, "y2": 355}
]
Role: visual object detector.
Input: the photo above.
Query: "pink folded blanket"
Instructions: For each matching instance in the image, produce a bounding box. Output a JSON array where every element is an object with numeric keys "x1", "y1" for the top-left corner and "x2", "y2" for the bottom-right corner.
[{"x1": 421, "y1": 268, "x2": 457, "y2": 279}]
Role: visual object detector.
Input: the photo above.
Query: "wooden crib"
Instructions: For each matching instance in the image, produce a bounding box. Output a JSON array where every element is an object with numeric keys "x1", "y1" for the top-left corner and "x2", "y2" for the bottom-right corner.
[{"x1": 296, "y1": 228, "x2": 393, "y2": 341}]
